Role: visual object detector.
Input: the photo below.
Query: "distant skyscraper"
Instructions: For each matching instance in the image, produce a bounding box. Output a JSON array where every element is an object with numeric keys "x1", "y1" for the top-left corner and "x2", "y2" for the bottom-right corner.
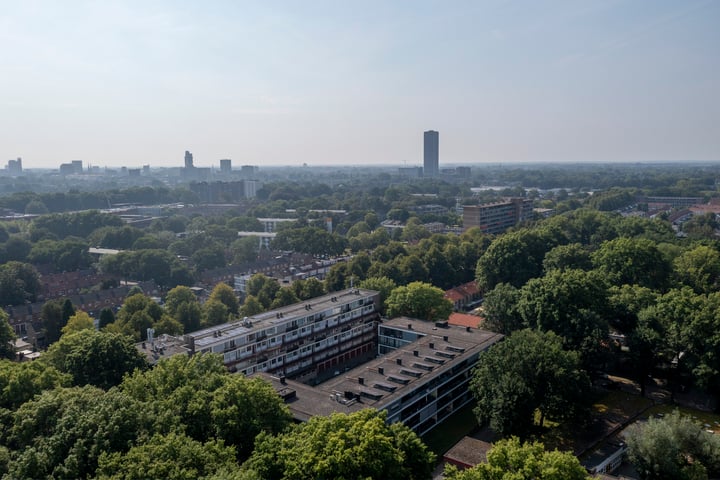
[
  {"x1": 6, "y1": 157, "x2": 22, "y2": 174},
  {"x1": 423, "y1": 130, "x2": 439, "y2": 176},
  {"x1": 184, "y1": 151, "x2": 194, "y2": 169},
  {"x1": 220, "y1": 159, "x2": 232, "y2": 174}
]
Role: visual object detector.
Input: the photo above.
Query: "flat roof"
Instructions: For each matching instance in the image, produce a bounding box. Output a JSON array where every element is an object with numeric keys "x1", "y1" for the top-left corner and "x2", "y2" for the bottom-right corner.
[
  {"x1": 257, "y1": 318, "x2": 502, "y2": 421},
  {"x1": 136, "y1": 334, "x2": 191, "y2": 365},
  {"x1": 188, "y1": 288, "x2": 378, "y2": 349},
  {"x1": 236, "y1": 231, "x2": 276, "y2": 237}
]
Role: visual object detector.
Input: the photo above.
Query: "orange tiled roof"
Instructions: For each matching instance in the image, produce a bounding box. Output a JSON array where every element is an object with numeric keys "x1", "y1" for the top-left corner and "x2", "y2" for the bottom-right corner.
[{"x1": 448, "y1": 312, "x2": 482, "y2": 329}]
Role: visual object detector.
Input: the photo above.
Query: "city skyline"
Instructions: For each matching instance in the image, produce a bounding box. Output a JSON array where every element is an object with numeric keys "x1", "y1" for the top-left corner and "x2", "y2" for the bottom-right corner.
[{"x1": 1, "y1": 1, "x2": 719, "y2": 169}]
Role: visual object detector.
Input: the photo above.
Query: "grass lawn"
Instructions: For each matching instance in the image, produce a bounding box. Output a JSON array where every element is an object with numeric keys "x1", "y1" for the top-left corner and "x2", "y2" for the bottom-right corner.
[
  {"x1": 592, "y1": 390, "x2": 654, "y2": 417},
  {"x1": 422, "y1": 403, "x2": 478, "y2": 457}
]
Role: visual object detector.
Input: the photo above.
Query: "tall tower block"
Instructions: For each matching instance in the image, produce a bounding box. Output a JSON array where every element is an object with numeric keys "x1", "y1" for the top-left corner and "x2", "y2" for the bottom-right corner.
[{"x1": 423, "y1": 130, "x2": 439, "y2": 176}]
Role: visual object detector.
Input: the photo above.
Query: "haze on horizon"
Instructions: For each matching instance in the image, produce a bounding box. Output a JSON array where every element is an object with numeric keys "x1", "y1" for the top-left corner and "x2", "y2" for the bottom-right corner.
[{"x1": 1, "y1": 0, "x2": 719, "y2": 170}]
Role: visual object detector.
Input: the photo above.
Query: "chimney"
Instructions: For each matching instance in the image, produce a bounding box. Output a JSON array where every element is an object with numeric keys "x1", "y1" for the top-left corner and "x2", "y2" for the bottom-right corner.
[
  {"x1": 413, "y1": 350, "x2": 419, "y2": 357},
  {"x1": 279, "y1": 375, "x2": 286, "y2": 385},
  {"x1": 443, "y1": 335, "x2": 449, "y2": 342},
  {"x1": 378, "y1": 367, "x2": 384, "y2": 375},
  {"x1": 429, "y1": 342, "x2": 435, "y2": 349},
  {"x1": 396, "y1": 358, "x2": 402, "y2": 365},
  {"x1": 358, "y1": 377, "x2": 364, "y2": 385},
  {"x1": 466, "y1": 326, "x2": 471, "y2": 332},
  {"x1": 408, "y1": 324, "x2": 412, "y2": 330}
]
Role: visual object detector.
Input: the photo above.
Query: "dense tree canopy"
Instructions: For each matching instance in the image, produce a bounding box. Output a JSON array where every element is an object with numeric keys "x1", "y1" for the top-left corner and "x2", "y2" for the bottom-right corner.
[
  {"x1": 0, "y1": 261, "x2": 41, "y2": 306},
  {"x1": 95, "y1": 433, "x2": 239, "y2": 480},
  {"x1": 244, "y1": 409, "x2": 435, "y2": 480},
  {"x1": 471, "y1": 329, "x2": 591, "y2": 438},
  {"x1": 44, "y1": 330, "x2": 148, "y2": 389},
  {"x1": 0, "y1": 311, "x2": 15, "y2": 360},
  {"x1": 385, "y1": 281, "x2": 453, "y2": 322},
  {"x1": 626, "y1": 411, "x2": 720, "y2": 480}
]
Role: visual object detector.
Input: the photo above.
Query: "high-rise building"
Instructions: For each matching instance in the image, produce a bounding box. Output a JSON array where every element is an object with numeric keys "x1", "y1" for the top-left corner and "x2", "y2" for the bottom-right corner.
[
  {"x1": 6, "y1": 157, "x2": 22, "y2": 174},
  {"x1": 220, "y1": 159, "x2": 232, "y2": 174},
  {"x1": 423, "y1": 130, "x2": 439, "y2": 176},
  {"x1": 184, "y1": 151, "x2": 194, "y2": 169}
]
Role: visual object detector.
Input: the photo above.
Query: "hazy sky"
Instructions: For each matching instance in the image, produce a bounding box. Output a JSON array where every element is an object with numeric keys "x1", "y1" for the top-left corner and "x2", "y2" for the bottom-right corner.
[{"x1": 1, "y1": 0, "x2": 719, "y2": 169}]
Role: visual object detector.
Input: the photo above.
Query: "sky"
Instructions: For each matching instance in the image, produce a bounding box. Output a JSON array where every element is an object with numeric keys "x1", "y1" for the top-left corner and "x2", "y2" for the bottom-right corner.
[{"x1": 1, "y1": 0, "x2": 719, "y2": 169}]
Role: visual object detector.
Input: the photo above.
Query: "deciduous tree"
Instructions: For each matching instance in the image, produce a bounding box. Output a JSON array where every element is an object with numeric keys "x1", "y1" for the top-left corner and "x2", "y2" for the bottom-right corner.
[
  {"x1": 626, "y1": 410, "x2": 720, "y2": 480},
  {"x1": 44, "y1": 330, "x2": 148, "y2": 389},
  {"x1": 470, "y1": 329, "x2": 591, "y2": 438},
  {"x1": 244, "y1": 409, "x2": 435, "y2": 480},
  {"x1": 385, "y1": 281, "x2": 452, "y2": 322},
  {"x1": 444, "y1": 437, "x2": 589, "y2": 480}
]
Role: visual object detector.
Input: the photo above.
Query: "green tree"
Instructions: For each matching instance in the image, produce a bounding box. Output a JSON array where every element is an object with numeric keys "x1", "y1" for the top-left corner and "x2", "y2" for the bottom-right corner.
[
  {"x1": 192, "y1": 244, "x2": 227, "y2": 272},
  {"x1": 592, "y1": 237, "x2": 671, "y2": 290},
  {"x1": 0, "y1": 311, "x2": 15, "y2": 360},
  {"x1": 5, "y1": 386, "x2": 150, "y2": 480},
  {"x1": 208, "y1": 282, "x2": 240, "y2": 316},
  {"x1": 241, "y1": 295, "x2": 265, "y2": 316},
  {"x1": 325, "y1": 262, "x2": 349, "y2": 292},
  {"x1": 209, "y1": 375, "x2": 293, "y2": 459},
  {"x1": 120, "y1": 354, "x2": 290, "y2": 460},
  {"x1": 638, "y1": 287, "x2": 701, "y2": 397},
  {"x1": 61, "y1": 310, "x2": 95, "y2": 336},
  {"x1": 444, "y1": 437, "x2": 589, "y2": 480},
  {"x1": 41, "y1": 298, "x2": 73, "y2": 345},
  {"x1": 244, "y1": 409, "x2": 435, "y2": 480},
  {"x1": 674, "y1": 245, "x2": 720, "y2": 294},
  {"x1": 165, "y1": 285, "x2": 202, "y2": 332},
  {"x1": 517, "y1": 269, "x2": 610, "y2": 361},
  {"x1": 470, "y1": 329, "x2": 591, "y2": 438},
  {"x1": 626, "y1": 410, "x2": 720, "y2": 480},
  {"x1": 359, "y1": 276, "x2": 397, "y2": 314},
  {"x1": 98, "y1": 307, "x2": 115, "y2": 329},
  {"x1": 385, "y1": 281, "x2": 453, "y2": 322},
  {"x1": 0, "y1": 359, "x2": 71, "y2": 410},
  {"x1": 258, "y1": 279, "x2": 281, "y2": 309},
  {"x1": 245, "y1": 273, "x2": 272, "y2": 297},
  {"x1": 96, "y1": 433, "x2": 239, "y2": 480},
  {"x1": 0, "y1": 261, "x2": 41, "y2": 306},
  {"x1": 203, "y1": 299, "x2": 230, "y2": 327},
  {"x1": 294, "y1": 277, "x2": 326, "y2": 300},
  {"x1": 112, "y1": 293, "x2": 162, "y2": 340},
  {"x1": 476, "y1": 230, "x2": 557, "y2": 290},
  {"x1": 482, "y1": 283, "x2": 523, "y2": 335},
  {"x1": 542, "y1": 243, "x2": 592, "y2": 272},
  {"x1": 44, "y1": 330, "x2": 148, "y2": 389},
  {"x1": 271, "y1": 287, "x2": 300, "y2": 309}
]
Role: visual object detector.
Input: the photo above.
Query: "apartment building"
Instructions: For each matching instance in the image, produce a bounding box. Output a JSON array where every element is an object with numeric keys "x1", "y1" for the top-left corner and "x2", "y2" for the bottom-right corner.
[
  {"x1": 182, "y1": 288, "x2": 380, "y2": 382},
  {"x1": 259, "y1": 317, "x2": 502, "y2": 436},
  {"x1": 462, "y1": 197, "x2": 533, "y2": 235}
]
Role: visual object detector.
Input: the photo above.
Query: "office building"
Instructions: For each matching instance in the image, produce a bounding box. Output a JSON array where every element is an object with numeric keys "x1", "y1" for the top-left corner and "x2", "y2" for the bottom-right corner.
[
  {"x1": 423, "y1": 130, "x2": 439, "y2": 177},
  {"x1": 220, "y1": 159, "x2": 232, "y2": 174},
  {"x1": 463, "y1": 198, "x2": 534, "y2": 235},
  {"x1": 184, "y1": 151, "x2": 194, "y2": 169},
  {"x1": 259, "y1": 317, "x2": 502, "y2": 435}
]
